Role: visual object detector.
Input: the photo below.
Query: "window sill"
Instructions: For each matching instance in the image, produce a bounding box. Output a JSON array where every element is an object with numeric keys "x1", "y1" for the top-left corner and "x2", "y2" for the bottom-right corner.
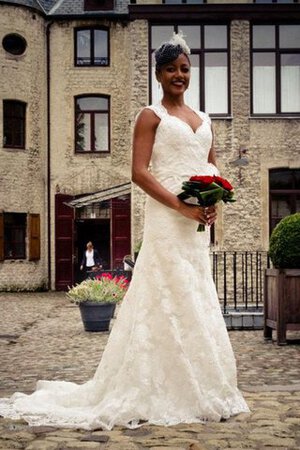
[
  {"x1": 3, "y1": 146, "x2": 26, "y2": 150},
  {"x1": 75, "y1": 151, "x2": 110, "y2": 156},
  {"x1": 249, "y1": 115, "x2": 300, "y2": 120},
  {"x1": 211, "y1": 116, "x2": 233, "y2": 121}
]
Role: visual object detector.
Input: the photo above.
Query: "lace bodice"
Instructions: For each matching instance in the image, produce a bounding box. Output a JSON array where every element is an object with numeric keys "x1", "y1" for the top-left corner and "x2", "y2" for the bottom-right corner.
[{"x1": 146, "y1": 103, "x2": 219, "y2": 194}]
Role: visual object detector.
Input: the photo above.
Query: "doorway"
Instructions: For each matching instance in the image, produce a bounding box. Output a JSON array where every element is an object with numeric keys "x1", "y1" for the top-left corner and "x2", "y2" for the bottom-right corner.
[{"x1": 75, "y1": 219, "x2": 110, "y2": 283}]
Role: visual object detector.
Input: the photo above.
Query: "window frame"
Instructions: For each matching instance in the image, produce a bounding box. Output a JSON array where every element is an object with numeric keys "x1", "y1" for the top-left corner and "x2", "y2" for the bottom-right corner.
[
  {"x1": 3, "y1": 100, "x2": 26, "y2": 149},
  {"x1": 74, "y1": 27, "x2": 110, "y2": 67},
  {"x1": 253, "y1": 0, "x2": 298, "y2": 3},
  {"x1": 250, "y1": 23, "x2": 300, "y2": 116},
  {"x1": 149, "y1": 23, "x2": 231, "y2": 117},
  {"x1": 3, "y1": 213, "x2": 27, "y2": 260},
  {"x1": 74, "y1": 94, "x2": 111, "y2": 154},
  {"x1": 269, "y1": 168, "x2": 300, "y2": 234}
]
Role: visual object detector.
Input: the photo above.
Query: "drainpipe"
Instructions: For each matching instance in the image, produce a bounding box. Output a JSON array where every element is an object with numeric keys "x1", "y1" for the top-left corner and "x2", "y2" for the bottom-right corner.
[{"x1": 46, "y1": 22, "x2": 53, "y2": 290}]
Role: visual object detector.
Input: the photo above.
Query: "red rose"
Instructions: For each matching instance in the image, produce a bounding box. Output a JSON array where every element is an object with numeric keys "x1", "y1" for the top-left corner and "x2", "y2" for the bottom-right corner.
[
  {"x1": 213, "y1": 176, "x2": 233, "y2": 191},
  {"x1": 190, "y1": 175, "x2": 214, "y2": 185}
]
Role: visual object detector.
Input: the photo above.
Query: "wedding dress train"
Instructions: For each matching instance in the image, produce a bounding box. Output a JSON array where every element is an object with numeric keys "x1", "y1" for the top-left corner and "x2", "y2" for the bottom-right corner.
[{"x1": 0, "y1": 103, "x2": 249, "y2": 430}]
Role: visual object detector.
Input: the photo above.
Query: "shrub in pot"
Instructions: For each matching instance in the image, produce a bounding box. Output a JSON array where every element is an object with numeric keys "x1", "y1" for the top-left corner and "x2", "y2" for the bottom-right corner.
[
  {"x1": 67, "y1": 273, "x2": 129, "y2": 332},
  {"x1": 269, "y1": 213, "x2": 300, "y2": 268},
  {"x1": 265, "y1": 213, "x2": 300, "y2": 345}
]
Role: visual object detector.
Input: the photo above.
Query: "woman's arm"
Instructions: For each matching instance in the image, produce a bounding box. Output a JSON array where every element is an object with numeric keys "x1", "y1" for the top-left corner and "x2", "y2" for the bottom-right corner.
[{"x1": 132, "y1": 109, "x2": 213, "y2": 225}]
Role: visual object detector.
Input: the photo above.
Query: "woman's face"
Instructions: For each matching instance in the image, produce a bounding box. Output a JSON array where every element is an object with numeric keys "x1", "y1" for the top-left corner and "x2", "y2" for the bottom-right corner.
[{"x1": 156, "y1": 53, "x2": 191, "y2": 97}]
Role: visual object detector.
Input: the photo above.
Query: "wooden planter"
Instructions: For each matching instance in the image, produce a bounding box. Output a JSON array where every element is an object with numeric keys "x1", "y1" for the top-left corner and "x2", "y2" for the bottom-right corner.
[{"x1": 264, "y1": 268, "x2": 300, "y2": 345}]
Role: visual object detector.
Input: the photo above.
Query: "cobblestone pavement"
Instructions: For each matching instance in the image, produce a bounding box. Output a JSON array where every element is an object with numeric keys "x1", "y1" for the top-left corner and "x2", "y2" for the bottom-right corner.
[{"x1": 0, "y1": 292, "x2": 299, "y2": 450}]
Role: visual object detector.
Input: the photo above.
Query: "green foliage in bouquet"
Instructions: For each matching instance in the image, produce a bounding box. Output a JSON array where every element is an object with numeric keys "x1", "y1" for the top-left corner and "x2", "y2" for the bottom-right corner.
[{"x1": 269, "y1": 213, "x2": 300, "y2": 269}]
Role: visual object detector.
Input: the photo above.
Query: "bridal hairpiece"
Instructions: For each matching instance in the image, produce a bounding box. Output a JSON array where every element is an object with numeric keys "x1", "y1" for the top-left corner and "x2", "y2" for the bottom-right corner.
[
  {"x1": 155, "y1": 30, "x2": 191, "y2": 70},
  {"x1": 169, "y1": 31, "x2": 191, "y2": 56}
]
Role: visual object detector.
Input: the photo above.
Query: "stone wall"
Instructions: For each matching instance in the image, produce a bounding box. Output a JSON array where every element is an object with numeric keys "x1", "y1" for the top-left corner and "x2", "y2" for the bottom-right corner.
[
  {"x1": 0, "y1": 5, "x2": 47, "y2": 290},
  {"x1": 49, "y1": 19, "x2": 133, "y2": 287}
]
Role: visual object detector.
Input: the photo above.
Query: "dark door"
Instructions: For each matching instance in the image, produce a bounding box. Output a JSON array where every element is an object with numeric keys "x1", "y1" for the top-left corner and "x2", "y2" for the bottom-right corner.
[
  {"x1": 75, "y1": 219, "x2": 110, "y2": 282},
  {"x1": 55, "y1": 194, "x2": 74, "y2": 290},
  {"x1": 111, "y1": 195, "x2": 131, "y2": 269}
]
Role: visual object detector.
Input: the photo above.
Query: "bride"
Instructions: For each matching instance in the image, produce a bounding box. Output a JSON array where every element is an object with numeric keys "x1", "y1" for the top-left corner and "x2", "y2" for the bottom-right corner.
[{"x1": 0, "y1": 32, "x2": 249, "y2": 430}]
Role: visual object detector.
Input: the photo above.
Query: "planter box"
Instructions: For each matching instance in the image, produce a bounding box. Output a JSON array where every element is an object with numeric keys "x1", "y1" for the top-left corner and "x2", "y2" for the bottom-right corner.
[{"x1": 264, "y1": 268, "x2": 300, "y2": 345}]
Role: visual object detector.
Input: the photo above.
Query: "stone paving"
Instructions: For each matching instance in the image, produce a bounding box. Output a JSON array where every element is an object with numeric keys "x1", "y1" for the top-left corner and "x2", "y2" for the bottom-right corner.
[{"x1": 0, "y1": 292, "x2": 299, "y2": 450}]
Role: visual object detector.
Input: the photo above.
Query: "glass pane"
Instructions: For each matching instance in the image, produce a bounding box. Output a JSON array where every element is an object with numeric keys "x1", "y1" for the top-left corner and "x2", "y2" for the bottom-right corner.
[
  {"x1": 151, "y1": 26, "x2": 174, "y2": 50},
  {"x1": 185, "y1": 54, "x2": 200, "y2": 111},
  {"x1": 270, "y1": 169, "x2": 294, "y2": 189},
  {"x1": 94, "y1": 30, "x2": 108, "y2": 66},
  {"x1": 281, "y1": 54, "x2": 300, "y2": 113},
  {"x1": 151, "y1": 52, "x2": 163, "y2": 104},
  {"x1": 164, "y1": 0, "x2": 182, "y2": 3},
  {"x1": 252, "y1": 25, "x2": 275, "y2": 49},
  {"x1": 94, "y1": 114, "x2": 108, "y2": 151},
  {"x1": 204, "y1": 26, "x2": 227, "y2": 49},
  {"x1": 253, "y1": 53, "x2": 276, "y2": 114},
  {"x1": 271, "y1": 195, "x2": 292, "y2": 219},
  {"x1": 186, "y1": 0, "x2": 204, "y2": 3},
  {"x1": 295, "y1": 170, "x2": 300, "y2": 189},
  {"x1": 205, "y1": 53, "x2": 228, "y2": 114},
  {"x1": 76, "y1": 29, "x2": 91, "y2": 65},
  {"x1": 179, "y1": 26, "x2": 201, "y2": 49},
  {"x1": 77, "y1": 97, "x2": 108, "y2": 111},
  {"x1": 76, "y1": 113, "x2": 90, "y2": 151},
  {"x1": 280, "y1": 25, "x2": 300, "y2": 48}
]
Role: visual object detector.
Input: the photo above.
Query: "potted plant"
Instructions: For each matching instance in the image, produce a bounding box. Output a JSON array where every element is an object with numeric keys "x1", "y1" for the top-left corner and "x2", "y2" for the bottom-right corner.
[
  {"x1": 67, "y1": 273, "x2": 129, "y2": 332},
  {"x1": 264, "y1": 213, "x2": 300, "y2": 345}
]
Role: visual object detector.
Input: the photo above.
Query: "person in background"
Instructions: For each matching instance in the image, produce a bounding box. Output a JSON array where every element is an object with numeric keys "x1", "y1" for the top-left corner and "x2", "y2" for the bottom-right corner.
[{"x1": 80, "y1": 241, "x2": 102, "y2": 276}]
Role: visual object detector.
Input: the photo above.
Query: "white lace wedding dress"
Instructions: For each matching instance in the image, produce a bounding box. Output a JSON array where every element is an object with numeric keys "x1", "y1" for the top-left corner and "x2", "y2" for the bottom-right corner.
[{"x1": 0, "y1": 103, "x2": 249, "y2": 430}]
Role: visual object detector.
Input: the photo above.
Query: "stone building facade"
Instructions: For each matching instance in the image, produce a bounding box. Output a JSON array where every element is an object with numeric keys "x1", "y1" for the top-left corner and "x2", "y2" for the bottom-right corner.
[{"x1": 0, "y1": 0, "x2": 299, "y2": 291}]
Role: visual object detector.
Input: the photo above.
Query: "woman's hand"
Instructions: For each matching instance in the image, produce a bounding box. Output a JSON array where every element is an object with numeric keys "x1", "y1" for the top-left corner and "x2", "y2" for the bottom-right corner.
[{"x1": 177, "y1": 202, "x2": 217, "y2": 226}]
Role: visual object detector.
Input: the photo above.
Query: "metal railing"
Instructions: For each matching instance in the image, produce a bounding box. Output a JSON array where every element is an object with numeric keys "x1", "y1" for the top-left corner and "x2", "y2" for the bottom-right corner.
[
  {"x1": 211, "y1": 251, "x2": 270, "y2": 313},
  {"x1": 89, "y1": 252, "x2": 270, "y2": 314}
]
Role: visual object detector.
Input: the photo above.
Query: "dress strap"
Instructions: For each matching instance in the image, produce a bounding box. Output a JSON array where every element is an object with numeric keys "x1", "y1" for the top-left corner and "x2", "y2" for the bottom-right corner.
[{"x1": 144, "y1": 103, "x2": 166, "y2": 120}]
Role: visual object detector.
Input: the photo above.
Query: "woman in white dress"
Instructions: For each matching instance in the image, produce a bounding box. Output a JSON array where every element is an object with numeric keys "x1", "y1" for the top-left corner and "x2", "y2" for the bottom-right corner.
[{"x1": 0, "y1": 33, "x2": 249, "y2": 430}]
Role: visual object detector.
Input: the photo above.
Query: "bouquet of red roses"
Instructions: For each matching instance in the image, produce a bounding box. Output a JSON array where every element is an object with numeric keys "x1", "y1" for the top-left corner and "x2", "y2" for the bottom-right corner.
[{"x1": 178, "y1": 175, "x2": 235, "y2": 231}]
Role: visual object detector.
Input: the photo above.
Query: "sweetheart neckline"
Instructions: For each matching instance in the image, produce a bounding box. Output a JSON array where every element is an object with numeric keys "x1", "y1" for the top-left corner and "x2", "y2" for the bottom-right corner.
[{"x1": 159, "y1": 103, "x2": 205, "y2": 134}]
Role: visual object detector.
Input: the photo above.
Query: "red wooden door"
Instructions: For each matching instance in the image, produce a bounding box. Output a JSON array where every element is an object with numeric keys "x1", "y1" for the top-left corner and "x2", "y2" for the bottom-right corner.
[
  {"x1": 55, "y1": 194, "x2": 74, "y2": 291},
  {"x1": 111, "y1": 195, "x2": 131, "y2": 269}
]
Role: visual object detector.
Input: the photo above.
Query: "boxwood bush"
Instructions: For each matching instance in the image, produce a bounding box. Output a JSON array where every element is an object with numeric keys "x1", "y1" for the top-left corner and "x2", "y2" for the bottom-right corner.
[{"x1": 269, "y1": 213, "x2": 300, "y2": 268}]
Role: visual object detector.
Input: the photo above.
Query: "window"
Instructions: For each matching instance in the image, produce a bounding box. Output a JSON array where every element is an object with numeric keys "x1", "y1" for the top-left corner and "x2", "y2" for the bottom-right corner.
[
  {"x1": 251, "y1": 25, "x2": 300, "y2": 114},
  {"x1": 269, "y1": 168, "x2": 300, "y2": 233},
  {"x1": 75, "y1": 28, "x2": 109, "y2": 66},
  {"x1": 3, "y1": 100, "x2": 26, "y2": 148},
  {"x1": 3, "y1": 213, "x2": 26, "y2": 259},
  {"x1": 254, "y1": 0, "x2": 298, "y2": 3},
  {"x1": 151, "y1": 25, "x2": 229, "y2": 115},
  {"x1": 2, "y1": 33, "x2": 27, "y2": 55},
  {"x1": 75, "y1": 95, "x2": 110, "y2": 153},
  {"x1": 163, "y1": 0, "x2": 205, "y2": 3},
  {"x1": 84, "y1": 0, "x2": 114, "y2": 10}
]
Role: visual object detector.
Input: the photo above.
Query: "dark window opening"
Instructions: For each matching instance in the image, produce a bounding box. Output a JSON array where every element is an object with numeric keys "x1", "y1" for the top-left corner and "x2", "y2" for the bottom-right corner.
[
  {"x1": 4, "y1": 213, "x2": 26, "y2": 259},
  {"x1": 269, "y1": 168, "x2": 300, "y2": 233},
  {"x1": 3, "y1": 100, "x2": 26, "y2": 148},
  {"x1": 2, "y1": 33, "x2": 27, "y2": 56}
]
